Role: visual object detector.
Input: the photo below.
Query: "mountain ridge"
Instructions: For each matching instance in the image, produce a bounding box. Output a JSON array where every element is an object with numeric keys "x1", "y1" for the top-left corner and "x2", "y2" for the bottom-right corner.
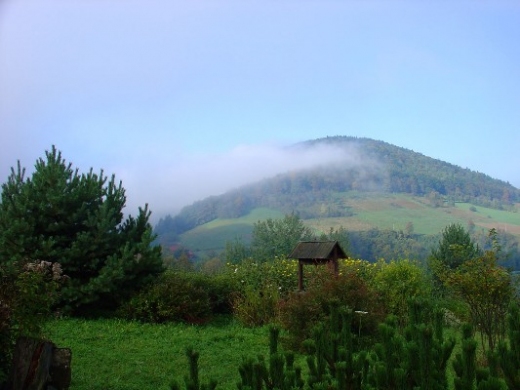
[{"x1": 155, "y1": 136, "x2": 519, "y2": 239}]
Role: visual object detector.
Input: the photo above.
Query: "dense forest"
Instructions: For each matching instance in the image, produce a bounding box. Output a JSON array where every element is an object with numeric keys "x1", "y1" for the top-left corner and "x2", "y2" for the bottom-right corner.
[{"x1": 155, "y1": 136, "x2": 520, "y2": 239}]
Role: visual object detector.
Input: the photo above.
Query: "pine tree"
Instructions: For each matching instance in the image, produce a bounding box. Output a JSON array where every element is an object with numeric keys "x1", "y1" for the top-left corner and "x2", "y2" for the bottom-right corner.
[
  {"x1": 0, "y1": 146, "x2": 163, "y2": 313},
  {"x1": 304, "y1": 304, "x2": 370, "y2": 390},
  {"x1": 370, "y1": 299, "x2": 455, "y2": 390},
  {"x1": 237, "y1": 326, "x2": 304, "y2": 390},
  {"x1": 453, "y1": 324, "x2": 477, "y2": 390},
  {"x1": 495, "y1": 302, "x2": 520, "y2": 389},
  {"x1": 170, "y1": 347, "x2": 217, "y2": 390}
]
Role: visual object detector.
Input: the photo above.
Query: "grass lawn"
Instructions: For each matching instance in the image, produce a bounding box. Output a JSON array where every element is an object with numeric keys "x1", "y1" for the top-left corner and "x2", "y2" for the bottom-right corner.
[
  {"x1": 44, "y1": 315, "x2": 474, "y2": 390},
  {"x1": 44, "y1": 316, "x2": 281, "y2": 390}
]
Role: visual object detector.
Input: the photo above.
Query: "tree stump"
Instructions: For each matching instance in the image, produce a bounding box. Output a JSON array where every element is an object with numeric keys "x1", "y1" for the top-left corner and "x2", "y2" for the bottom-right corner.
[{"x1": 8, "y1": 337, "x2": 71, "y2": 390}]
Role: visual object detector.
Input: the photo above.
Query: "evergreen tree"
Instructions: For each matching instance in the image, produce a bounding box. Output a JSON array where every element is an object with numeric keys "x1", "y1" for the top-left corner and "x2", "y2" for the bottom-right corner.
[
  {"x1": 0, "y1": 146, "x2": 163, "y2": 313},
  {"x1": 371, "y1": 299, "x2": 455, "y2": 390},
  {"x1": 303, "y1": 304, "x2": 370, "y2": 390},
  {"x1": 170, "y1": 347, "x2": 217, "y2": 390},
  {"x1": 429, "y1": 223, "x2": 481, "y2": 271},
  {"x1": 237, "y1": 326, "x2": 304, "y2": 390},
  {"x1": 495, "y1": 302, "x2": 520, "y2": 389},
  {"x1": 428, "y1": 223, "x2": 482, "y2": 295}
]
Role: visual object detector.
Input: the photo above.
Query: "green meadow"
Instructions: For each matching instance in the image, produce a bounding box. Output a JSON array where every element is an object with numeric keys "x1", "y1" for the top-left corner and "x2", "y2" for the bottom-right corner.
[
  {"x1": 44, "y1": 316, "x2": 280, "y2": 390},
  {"x1": 179, "y1": 193, "x2": 520, "y2": 256}
]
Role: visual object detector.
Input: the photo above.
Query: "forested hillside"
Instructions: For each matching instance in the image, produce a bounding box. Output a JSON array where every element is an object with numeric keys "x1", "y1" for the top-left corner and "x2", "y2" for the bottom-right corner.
[{"x1": 156, "y1": 136, "x2": 520, "y2": 240}]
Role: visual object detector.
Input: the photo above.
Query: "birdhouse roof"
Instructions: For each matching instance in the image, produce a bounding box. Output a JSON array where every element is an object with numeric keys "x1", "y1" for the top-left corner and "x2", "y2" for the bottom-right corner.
[{"x1": 288, "y1": 241, "x2": 347, "y2": 260}]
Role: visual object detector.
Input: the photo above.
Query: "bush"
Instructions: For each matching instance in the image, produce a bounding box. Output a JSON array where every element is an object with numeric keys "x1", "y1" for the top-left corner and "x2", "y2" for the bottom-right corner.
[
  {"x1": 0, "y1": 260, "x2": 65, "y2": 384},
  {"x1": 372, "y1": 259, "x2": 431, "y2": 326},
  {"x1": 277, "y1": 268, "x2": 386, "y2": 349},
  {"x1": 118, "y1": 271, "x2": 234, "y2": 324},
  {"x1": 226, "y1": 257, "x2": 299, "y2": 297},
  {"x1": 231, "y1": 284, "x2": 281, "y2": 327}
]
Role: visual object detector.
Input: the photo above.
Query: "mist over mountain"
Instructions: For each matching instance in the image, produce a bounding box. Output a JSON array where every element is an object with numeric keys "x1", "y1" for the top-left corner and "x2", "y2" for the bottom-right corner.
[{"x1": 155, "y1": 136, "x2": 519, "y2": 241}]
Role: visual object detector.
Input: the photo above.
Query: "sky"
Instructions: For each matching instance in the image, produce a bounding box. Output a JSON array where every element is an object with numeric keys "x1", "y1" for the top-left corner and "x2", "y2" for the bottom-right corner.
[{"x1": 1, "y1": 1, "x2": 519, "y2": 220}]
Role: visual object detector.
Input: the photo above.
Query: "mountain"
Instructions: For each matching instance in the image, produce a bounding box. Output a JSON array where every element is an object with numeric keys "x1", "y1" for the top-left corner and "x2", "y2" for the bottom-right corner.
[{"x1": 155, "y1": 136, "x2": 520, "y2": 264}]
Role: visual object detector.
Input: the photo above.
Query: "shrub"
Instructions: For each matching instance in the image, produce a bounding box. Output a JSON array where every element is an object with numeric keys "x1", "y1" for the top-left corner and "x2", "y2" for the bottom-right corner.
[
  {"x1": 231, "y1": 284, "x2": 281, "y2": 327},
  {"x1": 226, "y1": 257, "x2": 299, "y2": 297},
  {"x1": 0, "y1": 260, "x2": 65, "y2": 384},
  {"x1": 118, "y1": 271, "x2": 234, "y2": 324},
  {"x1": 277, "y1": 268, "x2": 385, "y2": 349},
  {"x1": 372, "y1": 259, "x2": 431, "y2": 326}
]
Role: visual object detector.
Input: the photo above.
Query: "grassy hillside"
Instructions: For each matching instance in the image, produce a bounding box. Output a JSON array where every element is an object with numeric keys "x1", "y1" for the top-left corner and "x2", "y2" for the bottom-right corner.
[
  {"x1": 178, "y1": 192, "x2": 520, "y2": 257},
  {"x1": 157, "y1": 137, "x2": 520, "y2": 263},
  {"x1": 179, "y1": 208, "x2": 283, "y2": 253}
]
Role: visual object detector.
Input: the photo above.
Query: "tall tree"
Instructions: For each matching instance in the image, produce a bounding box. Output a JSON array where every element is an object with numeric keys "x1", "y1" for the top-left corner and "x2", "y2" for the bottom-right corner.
[
  {"x1": 432, "y1": 224, "x2": 482, "y2": 269},
  {"x1": 0, "y1": 146, "x2": 163, "y2": 313},
  {"x1": 429, "y1": 223, "x2": 481, "y2": 274},
  {"x1": 251, "y1": 213, "x2": 313, "y2": 262}
]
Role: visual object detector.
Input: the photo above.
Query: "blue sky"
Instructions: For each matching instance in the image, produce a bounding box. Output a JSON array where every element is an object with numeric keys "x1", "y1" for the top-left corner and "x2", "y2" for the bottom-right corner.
[{"x1": 1, "y1": 1, "x2": 519, "y2": 218}]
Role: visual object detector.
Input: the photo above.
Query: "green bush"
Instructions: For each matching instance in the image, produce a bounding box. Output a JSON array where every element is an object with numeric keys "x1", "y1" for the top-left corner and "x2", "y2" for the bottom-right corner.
[
  {"x1": 372, "y1": 259, "x2": 431, "y2": 326},
  {"x1": 0, "y1": 260, "x2": 65, "y2": 384},
  {"x1": 231, "y1": 284, "x2": 281, "y2": 327},
  {"x1": 118, "y1": 271, "x2": 234, "y2": 324},
  {"x1": 277, "y1": 269, "x2": 386, "y2": 349},
  {"x1": 226, "y1": 257, "x2": 299, "y2": 297}
]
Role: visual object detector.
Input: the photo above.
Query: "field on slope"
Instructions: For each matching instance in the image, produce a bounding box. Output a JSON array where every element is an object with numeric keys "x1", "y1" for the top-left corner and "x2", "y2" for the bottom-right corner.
[
  {"x1": 179, "y1": 208, "x2": 284, "y2": 253},
  {"x1": 179, "y1": 192, "x2": 520, "y2": 256}
]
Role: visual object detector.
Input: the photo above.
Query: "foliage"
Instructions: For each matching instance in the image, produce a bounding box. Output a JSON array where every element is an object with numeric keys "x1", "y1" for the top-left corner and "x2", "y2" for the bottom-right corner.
[
  {"x1": 170, "y1": 347, "x2": 218, "y2": 390},
  {"x1": 251, "y1": 213, "x2": 313, "y2": 262},
  {"x1": 227, "y1": 257, "x2": 299, "y2": 296},
  {"x1": 224, "y1": 236, "x2": 252, "y2": 264},
  {"x1": 452, "y1": 324, "x2": 508, "y2": 390},
  {"x1": 372, "y1": 259, "x2": 431, "y2": 326},
  {"x1": 231, "y1": 284, "x2": 281, "y2": 327},
  {"x1": 370, "y1": 299, "x2": 456, "y2": 390},
  {"x1": 494, "y1": 301, "x2": 520, "y2": 389},
  {"x1": 348, "y1": 228, "x2": 432, "y2": 263},
  {"x1": 303, "y1": 305, "x2": 370, "y2": 390},
  {"x1": 225, "y1": 257, "x2": 300, "y2": 327},
  {"x1": 428, "y1": 223, "x2": 483, "y2": 299},
  {"x1": 0, "y1": 260, "x2": 66, "y2": 383},
  {"x1": 118, "y1": 270, "x2": 234, "y2": 323},
  {"x1": 277, "y1": 268, "x2": 385, "y2": 349},
  {"x1": 443, "y1": 250, "x2": 513, "y2": 352},
  {"x1": 0, "y1": 146, "x2": 164, "y2": 314},
  {"x1": 453, "y1": 324, "x2": 478, "y2": 390},
  {"x1": 429, "y1": 223, "x2": 482, "y2": 272},
  {"x1": 237, "y1": 326, "x2": 304, "y2": 390}
]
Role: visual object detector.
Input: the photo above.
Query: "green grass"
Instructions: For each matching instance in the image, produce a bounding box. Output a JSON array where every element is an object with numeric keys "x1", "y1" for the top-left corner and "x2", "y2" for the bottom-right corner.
[
  {"x1": 179, "y1": 193, "x2": 520, "y2": 255},
  {"x1": 180, "y1": 223, "x2": 253, "y2": 253},
  {"x1": 180, "y1": 208, "x2": 284, "y2": 254},
  {"x1": 42, "y1": 314, "x2": 489, "y2": 390},
  {"x1": 204, "y1": 208, "x2": 285, "y2": 228},
  {"x1": 455, "y1": 202, "x2": 520, "y2": 225},
  {"x1": 44, "y1": 316, "x2": 276, "y2": 390}
]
